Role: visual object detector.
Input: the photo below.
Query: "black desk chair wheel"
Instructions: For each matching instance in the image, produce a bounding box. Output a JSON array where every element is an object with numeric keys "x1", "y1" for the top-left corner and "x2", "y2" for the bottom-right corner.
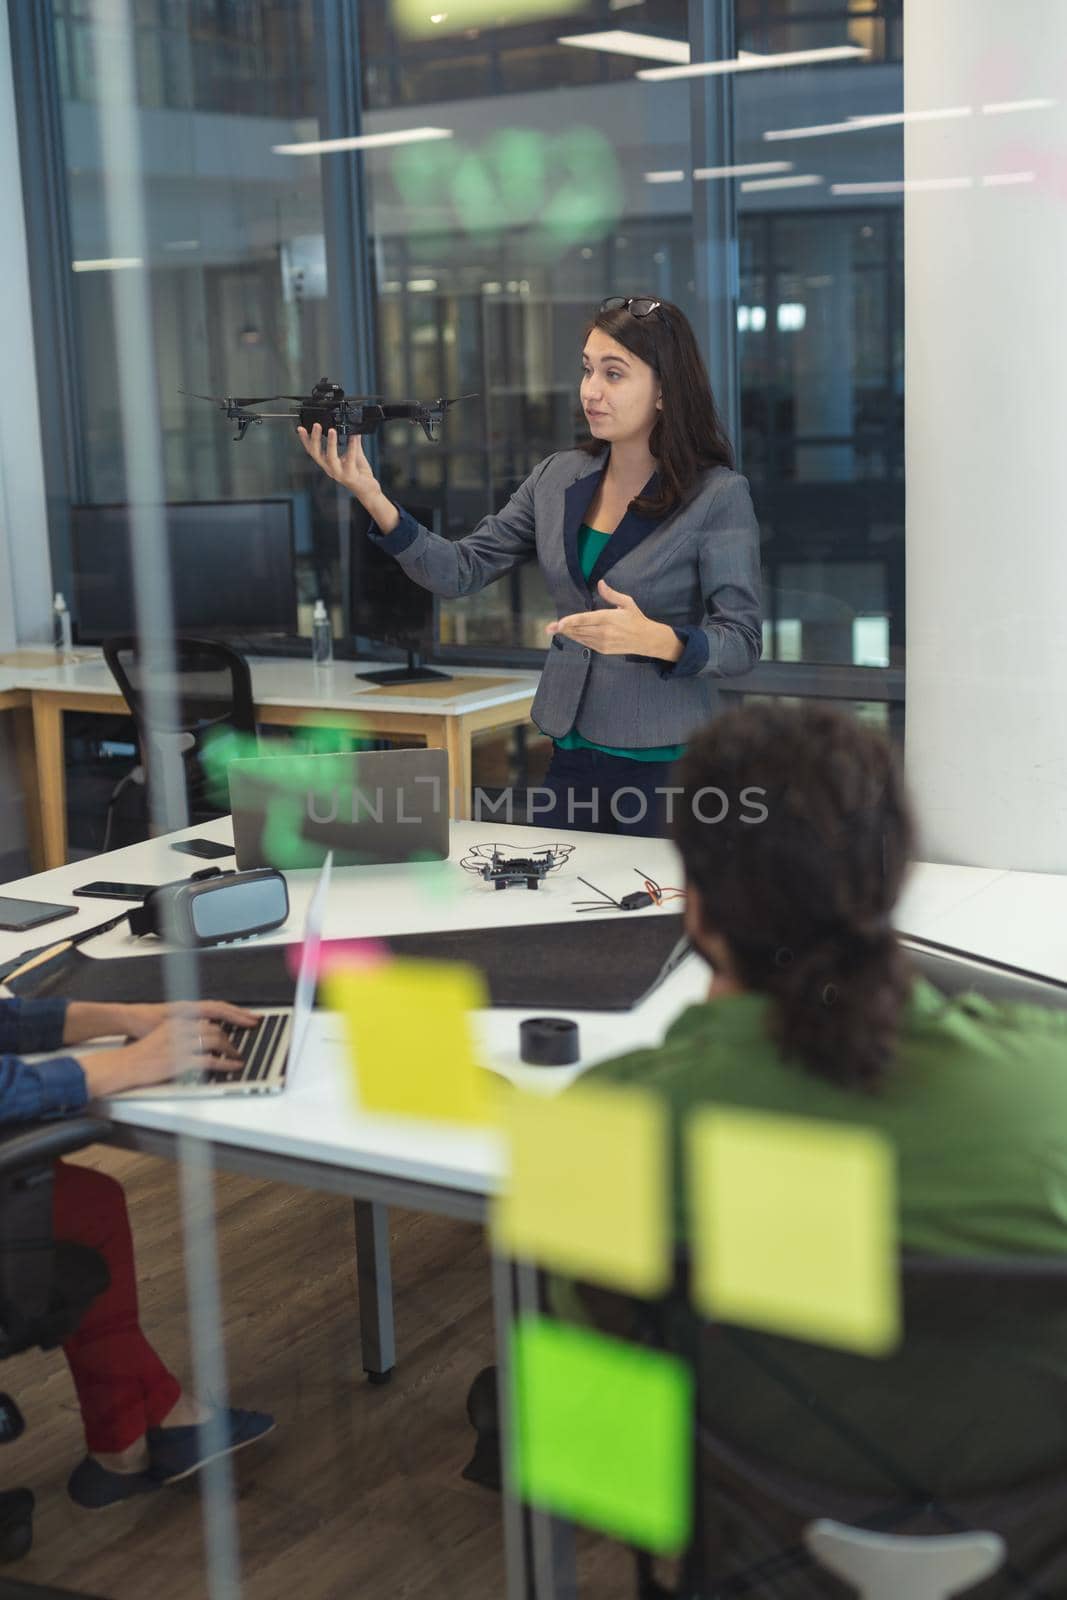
[
  {"x1": 101, "y1": 635, "x2": 257, "y2": 848},
  {"x1": 0, "y1": 1116, "x2": 112, "y2": 1594}
]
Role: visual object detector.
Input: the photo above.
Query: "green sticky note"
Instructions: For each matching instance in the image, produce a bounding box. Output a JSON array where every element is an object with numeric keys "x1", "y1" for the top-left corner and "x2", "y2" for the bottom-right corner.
[
  {"x1": 686, "y1": 1108, "x2": 899, "y2": 1356},
  {"x1": 510, "y1": 1316, "x2": 692, "y2": 1553},
  {"x1": 492, "y1": 1082, "x2": 670, "y2": 1296}
]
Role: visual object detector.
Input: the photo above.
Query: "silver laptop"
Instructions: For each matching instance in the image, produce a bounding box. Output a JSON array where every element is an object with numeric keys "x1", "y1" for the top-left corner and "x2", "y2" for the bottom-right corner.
[
  {"x1": 113, "y1": 853, "x2": 333, "y2": 1100},
  {"x1": 228, "y1": 748, "x2": 449, "y2": 871}
]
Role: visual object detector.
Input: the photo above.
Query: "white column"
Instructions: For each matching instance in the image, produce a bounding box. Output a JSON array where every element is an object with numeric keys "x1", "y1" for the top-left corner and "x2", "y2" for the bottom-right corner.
[
  {"x1": 0, "y1": 0, "x2": 54, "y2": 646},
  {"x1": 904, "y1": 0, "x2": 1067, "y2": 870}
]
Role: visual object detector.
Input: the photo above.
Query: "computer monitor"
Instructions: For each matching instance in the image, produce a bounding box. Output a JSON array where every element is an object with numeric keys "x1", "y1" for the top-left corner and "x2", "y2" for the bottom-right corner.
[
  {"x1": 349, "y1": 501, "x2": 451, "y2": 685},
  {"x1": 70, "y1": 500, "x2": 298, "y2": 643}
]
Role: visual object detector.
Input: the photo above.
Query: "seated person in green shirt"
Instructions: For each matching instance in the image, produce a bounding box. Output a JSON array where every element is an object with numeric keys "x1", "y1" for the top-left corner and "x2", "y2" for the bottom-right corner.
[{"x1": 563, "y1": 701, "x2": 1067, "y2": 1589}]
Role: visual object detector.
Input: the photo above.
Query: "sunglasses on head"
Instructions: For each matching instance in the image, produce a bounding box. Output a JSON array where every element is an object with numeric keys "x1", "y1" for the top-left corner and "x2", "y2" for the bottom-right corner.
[{"x1": 599, "y1": 296, "x2": 663, "y2": 320}]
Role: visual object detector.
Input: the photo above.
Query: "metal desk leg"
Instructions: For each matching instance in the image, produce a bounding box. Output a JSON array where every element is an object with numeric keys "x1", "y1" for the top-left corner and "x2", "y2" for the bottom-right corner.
[
  {"x1": 494, "y1": 1253, "x2": 532, "y2": 1600},
  {"x1": 494, "y1": 1255, "x2": 580, "y2": 1600},
  {"x1": 517, "y1": 1261, "x2": 579, "y2": 1600},
  {"x1": 353, "y1": 1199, "x2": 396, "y2": 1382}
]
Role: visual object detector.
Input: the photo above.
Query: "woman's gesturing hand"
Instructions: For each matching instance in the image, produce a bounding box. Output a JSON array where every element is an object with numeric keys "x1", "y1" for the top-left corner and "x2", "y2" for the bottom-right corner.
[{"x1": 546, "y1": 579, "x2": 684, "y2": 663}]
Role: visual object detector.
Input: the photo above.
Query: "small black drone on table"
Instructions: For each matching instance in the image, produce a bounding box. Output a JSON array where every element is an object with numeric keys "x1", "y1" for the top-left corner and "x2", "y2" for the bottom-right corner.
[
  {"x1": 460, "y1": 841, "x2": 575, "y2": 891},
  {"x1": 182, "y1": 378, "x2": 476, "y2": 443}
]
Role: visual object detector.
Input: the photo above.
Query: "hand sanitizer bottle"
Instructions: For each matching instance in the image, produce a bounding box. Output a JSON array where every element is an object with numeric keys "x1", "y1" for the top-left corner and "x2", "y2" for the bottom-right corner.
[
  {"x1": 311, "y1": 599, "x2": 333, "y2": 668},
  {"x1": 53, "y1": 592, "x2": 73, "y2": 657}
]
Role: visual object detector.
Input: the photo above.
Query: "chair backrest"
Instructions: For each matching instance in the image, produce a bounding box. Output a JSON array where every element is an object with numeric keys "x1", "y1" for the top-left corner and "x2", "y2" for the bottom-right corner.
[
  {"x1": 103, "y1": 635, "x2": 256, "y2": 827},
  {"x1": 804, "y1": 1521, "x2": 1005, "y2": 1600},
  {"x1": 677, "y1": 1253, "x2": 1067, "y2": 1597},
  {"x1": 900, "y1": 935, "x2": 1067, "y2": 1013}
]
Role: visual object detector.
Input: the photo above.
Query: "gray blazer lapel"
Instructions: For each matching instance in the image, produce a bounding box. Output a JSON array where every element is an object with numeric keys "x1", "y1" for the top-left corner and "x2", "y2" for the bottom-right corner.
[
  {"x1": 561, "y1": 459, "x2": 606, "y2": 595},
  {"x1": 587, "y1": 471, "x2": 664, "y2": 593}
]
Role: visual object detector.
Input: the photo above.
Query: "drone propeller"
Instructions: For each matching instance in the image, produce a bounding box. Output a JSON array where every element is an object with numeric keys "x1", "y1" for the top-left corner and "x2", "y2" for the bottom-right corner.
[
  {"x1": 230, "y1": 394, "x2": 305, "y2": 406},
  {"x1": 181, "y1": 388, "x2": 314, "y2": 408}
]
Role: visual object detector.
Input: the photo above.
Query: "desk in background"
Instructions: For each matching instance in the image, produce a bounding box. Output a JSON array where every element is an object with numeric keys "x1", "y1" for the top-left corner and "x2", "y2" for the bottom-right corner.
[{"x1": 0, "y1": 651, "x2": 539, "y2": 871}]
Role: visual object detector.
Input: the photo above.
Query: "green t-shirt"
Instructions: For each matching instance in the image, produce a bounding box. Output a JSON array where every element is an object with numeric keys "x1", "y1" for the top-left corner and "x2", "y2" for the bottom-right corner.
[
  {"x1": 585, "y1": 977, "x2": 1067, "y2": 1255},
  {"x1": 564, "y1": 977, "x2": 1067, "y2": 1495},
  {"x1": 554, "y1": 524, "x2": 686, "y2": 764}
]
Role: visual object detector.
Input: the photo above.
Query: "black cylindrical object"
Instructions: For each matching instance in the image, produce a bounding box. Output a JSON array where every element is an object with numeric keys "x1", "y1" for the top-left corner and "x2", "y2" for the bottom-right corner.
[{"x1": 519, "y1": 1016, "x2": 579, "y2": 1067}]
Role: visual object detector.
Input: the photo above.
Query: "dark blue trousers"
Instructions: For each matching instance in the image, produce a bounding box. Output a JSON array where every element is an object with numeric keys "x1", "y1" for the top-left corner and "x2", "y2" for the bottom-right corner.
[{"x1": 530, "y1": 745, "x2": 680, "y2": 838}]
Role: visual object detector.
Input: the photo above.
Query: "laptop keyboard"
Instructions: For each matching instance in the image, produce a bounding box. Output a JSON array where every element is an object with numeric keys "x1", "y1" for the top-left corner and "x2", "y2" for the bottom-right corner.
[{"x1": 201, "y1": 1014, "x2": 287, "y2": 1084}]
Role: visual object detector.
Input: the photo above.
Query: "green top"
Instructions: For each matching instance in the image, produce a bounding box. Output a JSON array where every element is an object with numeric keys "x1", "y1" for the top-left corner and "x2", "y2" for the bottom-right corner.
[
  {"x1": 565, "y1": 977, "x2": 1067, "y2": 1494},
  {"x1": 554, "y1": 524, "x2": 687, "y2": 764},
  {"x1": 585, "y1": 977, "x2": 1067, "y2": 1254}
]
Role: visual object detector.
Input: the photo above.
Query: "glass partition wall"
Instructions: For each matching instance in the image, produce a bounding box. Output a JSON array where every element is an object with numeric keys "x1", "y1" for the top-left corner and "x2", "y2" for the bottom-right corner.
[
  {"x1": 30, "y1": 0, "x2": 903, "y2": 704},
  {"x1": 5, "y1": 12, "x2": 908, "y2": 1588}
]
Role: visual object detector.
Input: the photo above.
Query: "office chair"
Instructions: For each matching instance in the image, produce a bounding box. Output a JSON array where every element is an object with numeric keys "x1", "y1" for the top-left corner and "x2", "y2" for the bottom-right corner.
[
  {"x1": 629, "y1": 1252, "x2": 1067, "y2": 1600},
  {"x1": 101, "y1": 636, "x2": 256, "y2": 847},
  {"x1": 804, "y1": 1520, "x2": 1005, "y2": 1600},
  {"x1": 0, "y1": 1114, "x2": 112, "y2": 1595}
]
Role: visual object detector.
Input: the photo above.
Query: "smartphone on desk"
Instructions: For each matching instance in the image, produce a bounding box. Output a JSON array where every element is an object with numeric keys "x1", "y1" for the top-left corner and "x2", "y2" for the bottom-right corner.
[
  {"x1": 0, "y1": 897, "x2": 79, "y2": 933},
  {"x1": 171, "y1": 839, "x2": 234, "y2": 860},
  {"x1": 73, "y1": 881, "x2": 153, "y2": 902}
]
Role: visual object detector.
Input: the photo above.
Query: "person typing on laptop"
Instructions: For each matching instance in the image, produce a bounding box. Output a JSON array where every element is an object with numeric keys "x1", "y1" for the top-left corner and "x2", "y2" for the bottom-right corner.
[{"x1": 0, "y1": 994, "x2": 275, "y2": 1509}]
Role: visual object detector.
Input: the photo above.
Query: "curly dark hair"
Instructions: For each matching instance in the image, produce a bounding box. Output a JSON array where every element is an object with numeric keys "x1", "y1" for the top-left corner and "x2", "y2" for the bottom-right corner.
[
  {"x1": 578, "y1": 297, "x2": 734, "y2": 519},
  {"x1": 673, "y1": 703, "x2": 916, "y2": 1092}
]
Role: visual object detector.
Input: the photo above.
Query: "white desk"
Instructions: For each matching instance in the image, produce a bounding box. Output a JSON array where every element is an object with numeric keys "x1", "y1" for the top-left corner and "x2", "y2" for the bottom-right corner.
[
  {"x1": 0, "y1": 817, "x2": 704, "y2": 1332},
  {"x1": 5, "y1": 828, "x2": 1067, "y2": 1174},
  {"x1": 0, "y1": 649, "x2": 539, "y2": 870}
]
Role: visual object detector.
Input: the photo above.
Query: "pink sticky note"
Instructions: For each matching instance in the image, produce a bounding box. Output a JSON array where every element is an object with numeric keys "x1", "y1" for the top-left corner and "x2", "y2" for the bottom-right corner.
[{"x1": 285, "y1": 937, "x2": 390, "y2": 979}]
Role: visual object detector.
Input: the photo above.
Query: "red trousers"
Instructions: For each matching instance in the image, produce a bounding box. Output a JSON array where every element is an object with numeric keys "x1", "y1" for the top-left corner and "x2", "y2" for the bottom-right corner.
[{"x1": 53, "y1": 1161, "x2": 181, "y2": 1453}]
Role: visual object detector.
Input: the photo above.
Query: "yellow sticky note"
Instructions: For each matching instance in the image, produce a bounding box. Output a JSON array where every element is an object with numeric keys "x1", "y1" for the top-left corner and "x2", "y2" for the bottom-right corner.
[
  {"x1": 324, "y1": 958, "x2": 493, "y2": 1126},
  {"x1": 492, "y1": 1082, "x2": 670, "y2": 1296},
  {"x1": 686, "y1": 1108, "x2": 898, "y2": 1356}
]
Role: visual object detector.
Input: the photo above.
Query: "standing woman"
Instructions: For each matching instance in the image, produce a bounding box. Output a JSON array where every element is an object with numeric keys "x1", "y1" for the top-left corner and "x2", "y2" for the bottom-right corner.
[{"x1": 298, "y1": 296, "x2": 761, "y2": 836}]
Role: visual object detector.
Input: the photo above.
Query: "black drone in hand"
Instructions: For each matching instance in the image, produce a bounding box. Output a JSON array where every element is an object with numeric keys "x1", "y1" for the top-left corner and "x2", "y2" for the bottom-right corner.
[{"x1": 182, "y1": 378, "x2": 476, "y2": 443}]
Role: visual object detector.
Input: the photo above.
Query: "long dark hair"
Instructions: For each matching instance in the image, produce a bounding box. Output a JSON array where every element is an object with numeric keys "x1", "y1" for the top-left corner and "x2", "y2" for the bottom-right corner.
[
  {"x1": 579, "y1": 297, "x2": 734, "y2": 519},
  {"x1": 673, "y1": 703, "x2": 916, "y2": 1092}
]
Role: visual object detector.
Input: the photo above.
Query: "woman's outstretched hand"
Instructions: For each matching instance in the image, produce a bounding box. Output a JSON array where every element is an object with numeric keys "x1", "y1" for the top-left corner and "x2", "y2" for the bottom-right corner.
[
  {"x1": 297, "y1": 423, "x2": 377, "y2": 497},
  {"x1": 296, "y1": 423, "x2": 400, "y2": 536},
  {"x1": 546, "y1": 579, "x2": 684, "y2": 663}
]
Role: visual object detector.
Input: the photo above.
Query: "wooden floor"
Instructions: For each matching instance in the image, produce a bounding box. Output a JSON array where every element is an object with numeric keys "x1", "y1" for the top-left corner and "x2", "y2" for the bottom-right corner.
[{"x1": 2, "y1": 1146, "x2": 633, "y2": 1599}]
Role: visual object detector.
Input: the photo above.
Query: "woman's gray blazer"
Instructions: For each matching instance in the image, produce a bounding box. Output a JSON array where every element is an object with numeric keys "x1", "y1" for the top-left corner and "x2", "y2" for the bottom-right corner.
[{"x1": 368, "y1": 448, "x2": 762, "y2": 749}]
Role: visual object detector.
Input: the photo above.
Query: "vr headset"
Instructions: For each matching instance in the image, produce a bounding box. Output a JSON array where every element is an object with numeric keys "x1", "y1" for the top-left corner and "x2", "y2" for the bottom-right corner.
[{"x1": 128, "y1": 869, "x2": 289, "y2": 948}]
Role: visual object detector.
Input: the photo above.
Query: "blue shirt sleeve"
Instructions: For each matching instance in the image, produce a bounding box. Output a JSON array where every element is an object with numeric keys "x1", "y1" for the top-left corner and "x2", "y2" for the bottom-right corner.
[
  {"x1": 0, "y1": 997, "x2": 70, "y2": 1054},
  {"x1": 0, "y1": 998, "x2": 87, "y2": 1124},
  {"x1": 657, "y1": 625, "x2": 711, "y2": 679},
  {"x1": 0, "y1": 1054, "x2": 89, "y2": 1123},
  {"x1": 367, "y1": 503, "x2": 423, "y2": 556}
]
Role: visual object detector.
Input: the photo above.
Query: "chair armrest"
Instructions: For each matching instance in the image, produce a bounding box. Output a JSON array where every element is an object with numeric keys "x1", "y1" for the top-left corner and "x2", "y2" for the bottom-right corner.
[{"x1": 0, "y1": 1118, "x2": 114, "y2": 1178}]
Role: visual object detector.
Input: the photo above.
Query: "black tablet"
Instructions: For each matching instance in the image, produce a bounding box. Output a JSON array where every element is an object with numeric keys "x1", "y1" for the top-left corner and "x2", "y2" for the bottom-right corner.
[{"x1": 0, "y1": 897, "x2": 79, "y2": 933}]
